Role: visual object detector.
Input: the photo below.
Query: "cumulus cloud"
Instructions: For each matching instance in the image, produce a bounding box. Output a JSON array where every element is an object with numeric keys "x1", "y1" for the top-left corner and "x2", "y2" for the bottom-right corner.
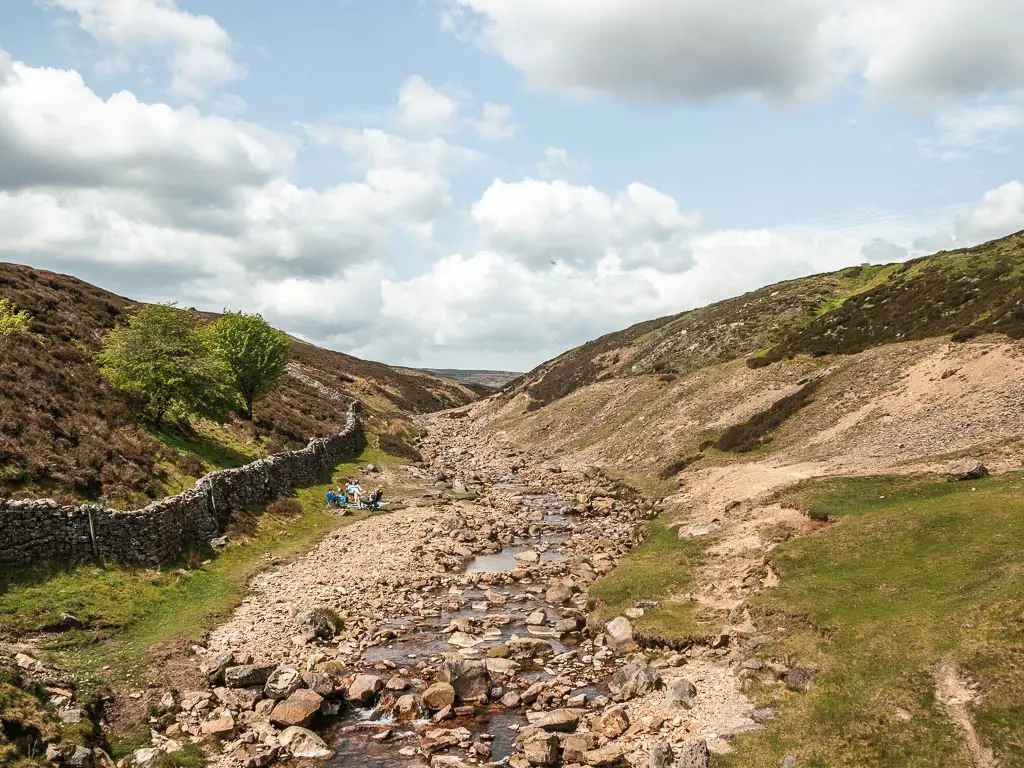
[
  {"x1": 474, "y1": 102, "x2": 517, "y2": 140},
  {"x1": 955, "y1": 181, "x2": 1024, "y2": 243},
  {"x1": 46, "y1": 0, "x2": 242, "y2": 96},
  {"x1": 447, "y1": 0, "x2": 1024, "y2": 104},
  {"x1": 396, "y1": 75, "x2": 460, "y2": 132},
  {"x1": 471, "y1": 179, "x2": 703, "y2": 270}
]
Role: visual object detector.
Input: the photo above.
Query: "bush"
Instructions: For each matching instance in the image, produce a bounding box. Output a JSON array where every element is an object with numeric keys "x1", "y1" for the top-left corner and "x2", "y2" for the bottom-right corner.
[
  {"x1": 176, "y1": 454, "x2": 205, "y2": 478},
  {"x1": 379, "y1": 431, "x2": 423, "y2": 462},
  {"x1": 659, "y1": 454, "x2": 702, "y2": 479},
  {"x1": 713, "y1": 380, "x2": 820, "y2": 453},
  {"x1": 267, "y1": 497, "x2": 303, "y2": 517}
]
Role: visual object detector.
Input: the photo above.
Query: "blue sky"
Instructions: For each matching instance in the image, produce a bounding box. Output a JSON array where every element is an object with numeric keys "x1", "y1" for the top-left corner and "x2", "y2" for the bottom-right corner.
[{"x1": 1, "y1": 0, "x2": 1023, "y2": 369}]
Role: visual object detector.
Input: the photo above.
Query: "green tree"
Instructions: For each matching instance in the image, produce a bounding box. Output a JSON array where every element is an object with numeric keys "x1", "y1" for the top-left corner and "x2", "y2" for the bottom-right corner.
[
  {"x1": 207, "y1": 311, "x2": 291, "y2": 420},
  {"x1": 0, "y1": 298, "x2": 31, "y2": 338},
  {"x1": 98, "y1": 303, "x2": 236, "y2": 427}
]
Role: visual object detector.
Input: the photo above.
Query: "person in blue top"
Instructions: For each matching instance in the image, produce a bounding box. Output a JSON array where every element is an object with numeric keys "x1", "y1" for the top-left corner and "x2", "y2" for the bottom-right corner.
[{"x1": 346, "y1": 479, "x2": 362, "y2": 505}]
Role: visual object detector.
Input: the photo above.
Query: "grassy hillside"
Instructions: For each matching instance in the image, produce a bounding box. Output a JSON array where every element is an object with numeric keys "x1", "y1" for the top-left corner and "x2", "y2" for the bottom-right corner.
[
  {"x1": 0, "y1": 262, "x2": 476, "y2": 504},
  {"x1": 510, "y1": 231, "x2": 1024, "y2": 411}
]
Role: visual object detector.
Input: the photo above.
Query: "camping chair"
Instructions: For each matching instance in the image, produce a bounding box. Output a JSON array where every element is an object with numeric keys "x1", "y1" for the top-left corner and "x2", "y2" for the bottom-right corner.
[{"x1": 361, "y1": 489, "x2": 384, "y2": 511}]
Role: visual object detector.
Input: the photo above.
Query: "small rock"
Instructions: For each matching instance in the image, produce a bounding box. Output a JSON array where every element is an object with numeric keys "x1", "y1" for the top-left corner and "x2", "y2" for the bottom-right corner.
[
  {"x1": 604, "y1": 616, "x2": 635, "y2": 652},
  {"x1": 786, "y1": 668, "x2": 817, "y2": 693},
  {"x1": 348, "y1": 674, "x2": 384, "y2": 704},
  {"x1": 666, "y1": 678, "x2": 697, "y2": 709},
  {"x1": 598, "y1": 705, "x2": 630, "y2": 738},
  {"x1": 265, "y1": 666, "x2": 305, "y2": 700},
  {"x1": 279, "y1": 726, "x2": 332, "y2": 759},
  {"x1": 421, "y1": 682, "x2": 456, "y2": 711},
  {"x1": 945, "y1": 459, "x2": 988, "y2": 482},
  {"x1": 270, "y1": 689, "x2": 324, "y2": 727}
]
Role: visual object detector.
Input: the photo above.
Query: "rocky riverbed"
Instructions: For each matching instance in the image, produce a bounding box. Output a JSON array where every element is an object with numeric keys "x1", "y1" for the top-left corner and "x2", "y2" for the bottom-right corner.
[{"x1": 114, "y1": 410, "x2": 777, "y2": 768}]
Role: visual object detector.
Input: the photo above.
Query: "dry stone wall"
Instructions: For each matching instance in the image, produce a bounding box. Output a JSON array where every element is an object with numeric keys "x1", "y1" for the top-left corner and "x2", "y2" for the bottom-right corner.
[{"x1": 0, "y1": 402, "x2": 363, "y2": 567}]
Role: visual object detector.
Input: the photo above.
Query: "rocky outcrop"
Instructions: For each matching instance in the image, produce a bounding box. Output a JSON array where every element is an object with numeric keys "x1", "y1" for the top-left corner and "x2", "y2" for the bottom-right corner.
[{"x1": 0, "y1": 402, "x2": 363, "y2": 566}]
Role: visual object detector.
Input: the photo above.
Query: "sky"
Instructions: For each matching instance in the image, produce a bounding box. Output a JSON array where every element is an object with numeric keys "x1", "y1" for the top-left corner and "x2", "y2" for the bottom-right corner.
[{"x1": 1, "y1": 1, "x2": 1024, "y2": 371}]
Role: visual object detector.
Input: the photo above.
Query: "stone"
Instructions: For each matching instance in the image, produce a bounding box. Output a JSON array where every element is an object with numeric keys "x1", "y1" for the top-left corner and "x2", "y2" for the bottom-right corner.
[
  {"x1": 279, "y1": 726, "x2": 332, "y2": 759},
  {"x1": 780, "y1": 758, "x2": 798, "y2": 768},
  {"x1": 485, "y1": 657, "x2": 520, "y2": 677},
  {"x1": 515, "y1": 550, "x2": 540, "y2": 563},
  {"x1": 649, "y1": 742, "x2": 674, "y2": 768},
  {"x1": 58, "y1": 707, "x2": 85, "y2": 724},
  {"x1": 534, "y1": 709, "x2": 580, "y2": 732},
  {"x1": 563, "y1": 732, "x2": 599, "y2": 763},
  {"x1": 522, "y1": 732, "x2": 560, "y2": 766},
  {"x1": 666, "y1": 678, "x2": 697, "y2": 709},
  {"x1": 604, "y1": 616, "x2": 635, "y2": 652},
  {"x1": 296, "y1": 609, "x2": 336, "y2": 640},
  {"x1": 598, "y1": 705, "x2": 630, "y2": 738},
  {"x1": 786, "y1": 668, "x2": 817, "y2": 693},
  {"x1": 224, "y1": 664, "x2": 276, "y2": 689},
  {"x1": 385, "y1": 676, "x2": 411, "y2": 692},
  {"x1": 205, "y1": 650, "x2": 236, "y2": 683},
  {"x1": 945, "y1": 459, "x2": 988, "y2": 482},
  {"x1": 264, "y1": 666, "x2": 305, "y2": 700},
  {"x1": 501, "y1": 691, "x2": 522, "y2": 708},
  {"x1": 270, "y1": 689, "x2": 324, "y2": 727},
  {"x1": 226, "y1": 742, "x2": 278, "y2": 768},
  {"x1": 608, "y1": 662, "x2": 662, "y2": 702},
  {"x1": 348, "y1": 674, "x2": 384, "y2": 704},
  {"x1": 750, "y1": 708, "x2": 777, "y2": 725},
  {"x1": 422, "y1": 682, "x2": 456, "y2": 711},
  {"x1": 438, "y1": 657, "x2": 490, "y2": 702},
  {"x1": 395, "y1": 694, "x2": 420, "y2": 717},
  {"x1": 65, "y1": 747, "x2": 93, "y2": 768},
  {"x1": 675, "y1": 740, "x2": 711, "y2": 768},
  {"x1": 545, "y1": 582, "x2": 573, "y2": 604},
  {"x1": 583, "y1": 744, "x2": 625, "y2": 767},
  {"x1": 200, "y1": 712, "x2": 236, "y2": 737},
  {"x1": 134, "y1": 748, "x2": 162, "y2": 768}
]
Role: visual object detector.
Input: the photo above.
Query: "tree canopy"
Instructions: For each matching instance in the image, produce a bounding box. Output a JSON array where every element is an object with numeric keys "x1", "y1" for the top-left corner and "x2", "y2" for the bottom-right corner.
[
  {"x1": 98, "y1": 303, "x2": 236, "y2": 427},
  {"x1": 0, "y1": 298, "x2": 31, "y2": 338},
  {"x1": 207, "y1": 311, "x2": 291, "y2": 420}
]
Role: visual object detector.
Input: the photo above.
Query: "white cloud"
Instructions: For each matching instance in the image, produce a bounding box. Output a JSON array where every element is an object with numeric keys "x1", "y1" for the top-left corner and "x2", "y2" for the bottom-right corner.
[
  {"x1": 471, "y1": 178, "x2": 703, "y2": 270},
  {"x1": 955, "y1": 181, "x2": 1024, "y2": 243},
  {"x1": 396, "y1": 75, "x2": 460, "y2": 132},
  {"x1": 537, "y1": 147, "x2": 588, "y2": 179},
  {"x1": 448, "y1": 0, "x2": 1024, "y2": 104},
  {"x1": 474, "y1": 102, "x2": 516, "y2": 140},
  {"x1": 921, "y1": 102, "x2": 1024, "y2": 158},
  {"x1": 46, "y1": 0, "x2": 242, "y2": 96}
]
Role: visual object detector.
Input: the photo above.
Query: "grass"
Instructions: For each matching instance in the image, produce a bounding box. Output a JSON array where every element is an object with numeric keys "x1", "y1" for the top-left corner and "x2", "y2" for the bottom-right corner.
[
  {"x1": 719, "y1": 472, "x2": 1024, "y2": 768},
  {"x1": 589, "y1": 520, "x2": 711, "y2": 646},
  {"x1": 0, "y1": 443, "x2": 400, "y2": 691}
]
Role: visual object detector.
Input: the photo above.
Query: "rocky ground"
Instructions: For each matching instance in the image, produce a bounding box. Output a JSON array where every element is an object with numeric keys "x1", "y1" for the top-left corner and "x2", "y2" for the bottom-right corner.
[{"x1": 14, "y1": 406, "x2": 822, "y2": 768}]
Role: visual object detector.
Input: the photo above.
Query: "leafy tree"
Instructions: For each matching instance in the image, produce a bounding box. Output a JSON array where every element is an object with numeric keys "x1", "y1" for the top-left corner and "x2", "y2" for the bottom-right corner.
[
  {"x1": 207, "y1": 311, "x2": 291, "y2": 420},
  {"x1": 0, "y1": 298, "x2": 31, "y2": 338},
  {"x1": 98, "y1": 303, "x2": 236, "y2": 427}
]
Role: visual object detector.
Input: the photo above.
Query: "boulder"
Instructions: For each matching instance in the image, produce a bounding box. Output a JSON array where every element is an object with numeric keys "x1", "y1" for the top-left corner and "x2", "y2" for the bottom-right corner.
[
  {"x1": 395, "y1": 694, "x2": 420, "y2": 718},
  {"x1": 945, "y1": 459, "x2": 988, "y2": 482},
  {"x1": 205, "y1": 650, "x2": 236, "y2": 683},
  {"x1": 264, "y1": 666, "x2": 305, "y2": 700},
  {"x1": 649, "y1": 742, "x2": 674, "y2": 768},
  {"x1": 675, "y1": 740, "x2": 710, "y2": 768},
  {"x1": 604, "y1": 616, "x2": 635, "y2": 652},
  {"x1": 279, "y1": 726, "x2": 332, "y2": 759},
  {"x1": 598, "y1": 705, "x2": 629, "y2": 738},
  {"x1": 296, "y1": 609, "x2": 335, "y2": 640},
  {"x1": 786, "y1": 668, "x2": 817, "y2": 693},
  {"x1": 224, "y1": 664, "x2": 276, "y2": 689},
  {"x1": 666, "y1": 678, "x2": 697, "y2": 709},
  {"x1": 226, "y1": 742, "x2": 278, "y2": 768},
  {"x1": 522, "y1": 732, "x2": 560, "y2": 766},
  {"x1": 348, "y1": 674, "x2": 385, "y2": 704},
  {"x1": 563, "y1": 732, "x2": 599, "y2": 763},
  {"x1": 608, "y1": 662, "x2": 663, "y2": 702},
  {"x1": 438, "y1": 657, "x2": 490, "y2": 702},
  {"x1": 534, "y1": 708, "x2": 580, "y2": 732},
  {"x1": 134, "y1": 748, "x2": 162, "y2": 768},
  {"x1": 270, "y1": 689, "x2": 324, "y2": 727},
  {"x1": 583, "y1": 744, "x2": 625, "y2": 767},
  {"x1": 421, "y1": 682, "x2": 456, "y2": 711},
  {"x1": 545, "y1": 582, "x2": 573, "y2": 604}
]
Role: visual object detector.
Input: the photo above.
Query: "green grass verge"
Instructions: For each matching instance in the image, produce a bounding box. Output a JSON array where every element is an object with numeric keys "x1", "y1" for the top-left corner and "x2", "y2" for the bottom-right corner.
[
  {"x1": 720, "y1": 472, "x2": 1024, "y2": 768},
  {"x1": 589, "y1": 520, "x2": 710, "y2": 645},
  {"x1": 0, "y1": 444, "x2": 399, "y2": 691}
]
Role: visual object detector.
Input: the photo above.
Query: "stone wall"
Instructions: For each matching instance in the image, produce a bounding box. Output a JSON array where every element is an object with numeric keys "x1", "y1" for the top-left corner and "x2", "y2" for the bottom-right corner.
[{"x1": 0, "y1": 402, "x2": 363, "y2": 567}]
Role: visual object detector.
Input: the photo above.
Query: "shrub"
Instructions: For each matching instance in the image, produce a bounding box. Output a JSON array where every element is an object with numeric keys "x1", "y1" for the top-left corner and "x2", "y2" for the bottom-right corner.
[
  {"x1": 0, "y1": 298, "x2": 31, "y2": 338},
  {"x1": 176, "y1": 454, "x2": 205, "y2": 478},
  {"x1": 379, "y1": 431, "x2": 423, "y2": 462},
  {"x1": 713, "y1": 380, "x2": 820, "y2": 453},
  {"x1": 267, "y1": 497, "x2": 303, "y2": 517}
]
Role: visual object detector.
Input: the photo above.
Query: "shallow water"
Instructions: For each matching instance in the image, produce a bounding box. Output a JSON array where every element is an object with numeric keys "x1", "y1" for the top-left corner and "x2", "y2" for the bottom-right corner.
[{"x1": 464, "y1": 544, "x2": 566, "y2": 573}]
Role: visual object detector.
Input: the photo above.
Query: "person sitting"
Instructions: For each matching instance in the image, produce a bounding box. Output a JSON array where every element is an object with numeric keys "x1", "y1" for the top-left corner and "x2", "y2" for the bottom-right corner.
[
  {"x1": 362, "y1": 487, "x2": 384, "y2": 510},
  {"x1": 346, "y1": 479, "x2": 362, "y2": 505},
  {"x1": 326, "y1": 490, "x2": 340, "y2": 508}
]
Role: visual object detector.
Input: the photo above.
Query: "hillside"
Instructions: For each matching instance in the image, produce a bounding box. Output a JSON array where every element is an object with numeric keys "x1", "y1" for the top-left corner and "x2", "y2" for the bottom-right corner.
[
  {"x1": 0, "y1": 262, "x2": 476, "y2": 504},
  {"x1": 462, "y1": 230, "x2": 1024, "y2": 767},
  {"x1": 507, "y1": 230, "x2": 1024, "y2": 411}
]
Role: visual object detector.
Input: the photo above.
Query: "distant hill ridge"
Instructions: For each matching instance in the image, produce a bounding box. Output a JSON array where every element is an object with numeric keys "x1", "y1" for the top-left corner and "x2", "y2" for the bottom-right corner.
[{"x1": 418, "y1": 368, "x2": 522, "y2": 391}]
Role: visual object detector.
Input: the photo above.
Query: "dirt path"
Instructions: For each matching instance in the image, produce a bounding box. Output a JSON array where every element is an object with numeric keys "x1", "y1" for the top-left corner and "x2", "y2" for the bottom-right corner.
[{"x1": 935, "y1": 660, "x2": 998, "y2": 768}]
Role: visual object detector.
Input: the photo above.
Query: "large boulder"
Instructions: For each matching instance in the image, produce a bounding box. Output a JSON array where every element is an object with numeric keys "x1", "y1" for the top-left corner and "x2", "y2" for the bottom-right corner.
[
  {"x1": 224, "y1": 664, "x2": 276, "y2": 689},
  {"x1": 583, "y1": 744, "x2": 625, "y2": 767},
  {"x1": 675, "y1": 740, "x2": 710, "y2": 768},
  {"x1": 945, "y1": 459, "x2": 988, "y2": 482},
  {"x1": 421, "y1": 682, "x2": 456, "y2": 711},
  {"x1": 545, "y1": 582, "x2": 573, "y2": 604},
  {"x1": 649, "y1": 742, "x2": 674, "y2": 768},
  {"x1": 598, "y1": 705, "x2": 629, "y2": 738},
  {"x1": 665, "y1": 678, "x2": 697, "y2": 709},
  {"x1": 279, "y1": 726, "x2": 332, "y2": 759},
  {"x1": 604, "y1": 616, "x2": 635, "y2": 652},
  {"x1": 265, "y1": 666, "x2": 305, "y2": 700},
  {"x1": 270, "y1": 689, "x2": 324, "y2": 727},
  {"x1": 608, "y1": 662, "x2": 663, "y2": 702},
  {"x1": 348, "y1": 674, "x2": 384, "y2": 704},
  {"x1": 522, "y1": 732, "x2": 560, "y2": 766},
  {"x1": 438, "y1": 656, "x2": 490, "y2": 702},
  {"x1": 534, "y1": 709, "x2": 580, "y2": 733}
]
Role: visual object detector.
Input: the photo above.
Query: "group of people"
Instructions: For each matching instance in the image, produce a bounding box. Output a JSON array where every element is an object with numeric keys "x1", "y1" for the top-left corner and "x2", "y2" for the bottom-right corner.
[{"x1": 326, "y1": 478, "x2": 385, "y2": 511}]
